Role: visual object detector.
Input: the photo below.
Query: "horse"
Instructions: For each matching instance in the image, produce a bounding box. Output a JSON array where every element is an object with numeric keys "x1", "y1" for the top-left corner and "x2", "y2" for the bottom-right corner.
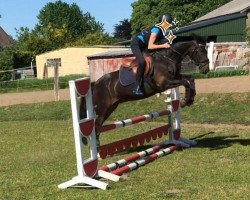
[{"x1": 80, "y1": 38, "x2": 210, "y2": 145}]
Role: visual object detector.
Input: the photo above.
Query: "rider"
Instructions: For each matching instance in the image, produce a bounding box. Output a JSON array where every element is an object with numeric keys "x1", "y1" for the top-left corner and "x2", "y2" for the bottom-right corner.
[{"x1": 130, "y1": 13, "x2": 174, "y2": 96}]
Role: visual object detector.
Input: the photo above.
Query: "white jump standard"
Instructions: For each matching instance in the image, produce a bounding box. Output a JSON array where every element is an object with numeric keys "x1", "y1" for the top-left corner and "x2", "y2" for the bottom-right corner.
[{"x1": 58, "y1": 77, "x2": 196, "y2": 190}]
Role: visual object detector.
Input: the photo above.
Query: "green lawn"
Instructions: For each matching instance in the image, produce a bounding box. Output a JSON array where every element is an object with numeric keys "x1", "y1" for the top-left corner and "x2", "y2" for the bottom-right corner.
[{"x1": 0, "y1": 93, "x2": 249, "y2": 200}]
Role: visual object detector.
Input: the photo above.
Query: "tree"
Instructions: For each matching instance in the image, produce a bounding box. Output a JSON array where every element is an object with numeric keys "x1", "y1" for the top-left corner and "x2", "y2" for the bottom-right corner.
[
  {"x1": 36, "y1": 1, "x2": 103, "y2": 46},
  {"x1": 0, "y1": 45, "x2": 15, "y2": 81},
  {"x1": 113, "y1": 19, "x2": 132, "y2": 40},
  {"x1": 67, "y1": 32, "x2": 114, "y2": 46},
  {"x1": 13, "y1": 0, "x2": 107, "y2": 63},
  {"x1": 16, "y1": 27, "x2": 50, "y2": 55},
  {"x1": 130, "y1": 0, "x2": 231, "y2": 34}
]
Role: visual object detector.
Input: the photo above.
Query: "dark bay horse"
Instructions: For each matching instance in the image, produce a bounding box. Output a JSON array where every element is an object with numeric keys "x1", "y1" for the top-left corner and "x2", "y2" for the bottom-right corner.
[{"x1": 80, "y1": 39, "x2": 209, "y2": 144}]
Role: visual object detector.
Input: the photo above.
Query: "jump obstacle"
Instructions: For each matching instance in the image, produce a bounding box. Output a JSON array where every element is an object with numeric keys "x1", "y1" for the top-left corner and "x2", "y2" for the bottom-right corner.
[{"x1": 58, "y1": 77, "x2": 197, "y2": 190}]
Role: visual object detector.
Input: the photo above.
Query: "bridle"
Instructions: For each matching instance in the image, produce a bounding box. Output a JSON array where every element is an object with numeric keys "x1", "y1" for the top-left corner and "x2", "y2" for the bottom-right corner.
[
  {"x1": 154, "y1": 42, "x2": 209, "y2": 70},
  {"x1": 186, "y1": 44, "x2": 209, "y2": 70}
]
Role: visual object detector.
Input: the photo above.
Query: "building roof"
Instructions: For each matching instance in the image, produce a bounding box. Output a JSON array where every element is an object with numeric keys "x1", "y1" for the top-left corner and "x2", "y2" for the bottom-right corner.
[
  {"x1": 87, "y1": 49, "x2": 132, "y2": 59},
  {"x1": 0, "y1": 26, "x2": 12, "y2": 47},
  {"x1": 194, "y1": 0, "x2": 250, "y2": 22}
]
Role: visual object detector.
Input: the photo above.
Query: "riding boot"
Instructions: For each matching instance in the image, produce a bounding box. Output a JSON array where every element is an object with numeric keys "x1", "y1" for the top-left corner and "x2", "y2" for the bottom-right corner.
[{"x1": 133, "y1": 65, "x2": 144, "y2": 96}]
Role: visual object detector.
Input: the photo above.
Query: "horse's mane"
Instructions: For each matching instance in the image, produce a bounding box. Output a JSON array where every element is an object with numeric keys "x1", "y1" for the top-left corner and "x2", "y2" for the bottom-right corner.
[
  {"x1": 153, "y1": 34, "x2": 206, "y2": 49},
  {"x1": 172, "y1": 34, "x2": 207, "y2": 45},
  {"x1": 145, "y1": 34, "x2": 207, "y2": 57}
]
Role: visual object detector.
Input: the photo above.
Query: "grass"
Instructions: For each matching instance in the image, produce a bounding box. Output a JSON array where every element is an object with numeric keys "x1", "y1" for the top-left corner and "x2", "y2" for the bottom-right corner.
[
  {"x1": 1, "y1": 93, "x2": 249, "y2": 125},
  {"x1": 0, "y1": 93, "x2": 250, "y2": 199}
]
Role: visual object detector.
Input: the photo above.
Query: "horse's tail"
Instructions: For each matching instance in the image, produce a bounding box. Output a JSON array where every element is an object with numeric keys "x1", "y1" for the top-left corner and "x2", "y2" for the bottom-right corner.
[{"x1": 79, "y1": 81, "x2": 95, "y2": 119}]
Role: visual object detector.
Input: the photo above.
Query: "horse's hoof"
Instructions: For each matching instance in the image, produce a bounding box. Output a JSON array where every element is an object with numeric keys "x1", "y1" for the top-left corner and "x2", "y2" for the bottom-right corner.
[
  {"x1": 186, "y1": 100, "x2": 194, "y2": 106},
  {"x1": 180, "y1": 100, "x2": 187, "y2": 108},
  {"x1": 81, "y1": 136, "x2": 88, "y2": 145}
]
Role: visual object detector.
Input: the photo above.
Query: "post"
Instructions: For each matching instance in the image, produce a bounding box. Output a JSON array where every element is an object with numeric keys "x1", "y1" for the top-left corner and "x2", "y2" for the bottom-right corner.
[
  {"x1": 54, "y1": 63, "x2": 59, "y2": 101},
  {"x1": 207, "y1": 41, "x2": 214, "y2": 70},
  {"x1": 47, "y1": 58, "x2": 61, "y2": 101}
]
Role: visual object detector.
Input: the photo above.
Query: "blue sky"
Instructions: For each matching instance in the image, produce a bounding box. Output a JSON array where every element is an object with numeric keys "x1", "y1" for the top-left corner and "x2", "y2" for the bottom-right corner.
[{"x1": 0, "y1": 0, "x2": 135, "y2": 38}]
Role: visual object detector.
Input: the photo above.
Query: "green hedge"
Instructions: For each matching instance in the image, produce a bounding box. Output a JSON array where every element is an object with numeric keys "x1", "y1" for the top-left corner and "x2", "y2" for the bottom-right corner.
[{"x1": 192, "y1": 69, "x2": 249, "y2": 79}]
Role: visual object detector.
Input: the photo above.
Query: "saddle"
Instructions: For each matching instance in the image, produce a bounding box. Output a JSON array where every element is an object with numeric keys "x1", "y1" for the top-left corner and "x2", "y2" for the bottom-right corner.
[
  {"x1": 121, "y1": 55, "x2": 152, "y2": 76},
  {"x1": 119, "y1": 55, "x2": 153, "y2": 86}
]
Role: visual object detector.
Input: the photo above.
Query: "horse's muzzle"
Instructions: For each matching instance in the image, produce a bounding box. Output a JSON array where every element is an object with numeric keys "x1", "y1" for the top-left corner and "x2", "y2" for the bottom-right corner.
[{"x1": 199, "y1": 63, "x2": 209, "y2": 74}]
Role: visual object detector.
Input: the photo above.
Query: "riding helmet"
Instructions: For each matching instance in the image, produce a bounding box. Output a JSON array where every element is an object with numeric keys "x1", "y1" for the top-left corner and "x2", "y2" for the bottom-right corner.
[{"x1": 159, "y1": 13, "x2": 174, "y2": 24}]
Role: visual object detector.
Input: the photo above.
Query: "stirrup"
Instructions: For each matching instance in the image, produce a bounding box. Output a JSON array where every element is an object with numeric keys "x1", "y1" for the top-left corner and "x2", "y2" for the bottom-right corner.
[{"x1": 133, "y1": 86, "x2": 143, "y2": 96}]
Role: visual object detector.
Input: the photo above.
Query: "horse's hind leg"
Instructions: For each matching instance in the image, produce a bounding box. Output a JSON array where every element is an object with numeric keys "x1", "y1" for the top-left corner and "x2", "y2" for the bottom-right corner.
[{"x1": 94, "y1": 101, "x2": 119, "y2": 147}]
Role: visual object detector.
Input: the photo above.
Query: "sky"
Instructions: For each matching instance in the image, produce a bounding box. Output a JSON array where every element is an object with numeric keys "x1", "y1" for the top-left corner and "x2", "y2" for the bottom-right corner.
[{"x1": 0, "y1": 0, "x2": 135, "y2": 38}]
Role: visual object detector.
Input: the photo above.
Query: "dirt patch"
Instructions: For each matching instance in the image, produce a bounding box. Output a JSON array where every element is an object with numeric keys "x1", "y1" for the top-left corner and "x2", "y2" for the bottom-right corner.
[{"x1": 0, "y1": 76, "x2": 249, "y2": 107}]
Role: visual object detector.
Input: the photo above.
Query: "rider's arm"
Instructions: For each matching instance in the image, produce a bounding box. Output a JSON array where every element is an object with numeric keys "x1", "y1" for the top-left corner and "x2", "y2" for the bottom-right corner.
[{"x1": 148, "y1": 28, "x2": 170, "y2": 50}]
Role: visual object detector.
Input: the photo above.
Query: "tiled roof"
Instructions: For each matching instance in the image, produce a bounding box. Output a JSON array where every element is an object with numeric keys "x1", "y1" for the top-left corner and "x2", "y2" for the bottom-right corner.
[
  {"x1": 0, "y1": 26, "x2": 12, "y2": 47},
  {"x1": 195, "y1": 0, "x2": 250, "y2": 22}
]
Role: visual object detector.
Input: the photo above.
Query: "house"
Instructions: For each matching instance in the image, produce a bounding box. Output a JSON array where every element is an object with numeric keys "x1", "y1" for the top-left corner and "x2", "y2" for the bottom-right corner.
[
  {"x1": 0, "y1": 26, "x2": 12, "y2": 47},
  {"x1": 35, "y1": 46, "x2": 127, "y2": 79}
]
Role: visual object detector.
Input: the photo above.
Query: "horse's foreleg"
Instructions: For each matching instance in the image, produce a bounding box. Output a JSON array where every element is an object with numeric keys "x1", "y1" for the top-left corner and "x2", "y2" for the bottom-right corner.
[
  {"x1": 179, "y1": 75, "x2": 196, "y2": 107},
  {"x1": 166, "y1": 78, "x2": 194, "y2": 107}
]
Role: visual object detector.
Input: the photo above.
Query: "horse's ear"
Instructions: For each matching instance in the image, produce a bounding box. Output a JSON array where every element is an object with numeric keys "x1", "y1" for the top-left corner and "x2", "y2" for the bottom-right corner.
[
  {"x1": 172, "y1": 35, "x2": 193, "y2": 44},
  {"x1": 190, "y1": 33, "x2": 206, "y2": 45}
]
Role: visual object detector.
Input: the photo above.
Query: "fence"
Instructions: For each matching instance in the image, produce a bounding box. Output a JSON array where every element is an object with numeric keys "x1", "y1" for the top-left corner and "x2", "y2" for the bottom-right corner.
[
  {"x1": 211, "y1": 42, "x2": 249, "y2": 71},
  {"x1": 0, "y1": 74, "x2": 84, "y2": 93}
]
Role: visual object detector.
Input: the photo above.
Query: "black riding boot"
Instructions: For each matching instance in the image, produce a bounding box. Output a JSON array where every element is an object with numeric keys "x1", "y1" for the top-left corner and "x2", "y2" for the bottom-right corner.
[{"x1": 133, "y1": 64, "x2": 144, "y2": 96}]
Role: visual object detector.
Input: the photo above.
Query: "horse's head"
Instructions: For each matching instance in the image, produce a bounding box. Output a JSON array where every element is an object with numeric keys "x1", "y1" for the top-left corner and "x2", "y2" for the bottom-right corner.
[
  {"x1": 186, "y1": 38, "x2": 210, "y2": 74},
  {"x1": 169, "y1": 35, "x2": 210, "y2": 74}
]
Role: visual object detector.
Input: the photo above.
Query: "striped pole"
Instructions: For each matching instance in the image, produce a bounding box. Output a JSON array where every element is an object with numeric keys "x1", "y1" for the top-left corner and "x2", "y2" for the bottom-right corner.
[
  {"x1": 110, "y1": 145, "x2": 180, "y2": 176},
  {"x1": 100, "y1": 144, "x2": 163, "y2": 172},
  {"x1": 99, "y1": 110, "x2": 170, "y2": 133}
]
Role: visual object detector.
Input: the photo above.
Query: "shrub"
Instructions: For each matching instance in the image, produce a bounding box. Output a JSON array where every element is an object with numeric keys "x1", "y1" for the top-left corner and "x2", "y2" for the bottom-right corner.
[{"x1": 191, "y1": 69, "x2": 249, "y2": 79}]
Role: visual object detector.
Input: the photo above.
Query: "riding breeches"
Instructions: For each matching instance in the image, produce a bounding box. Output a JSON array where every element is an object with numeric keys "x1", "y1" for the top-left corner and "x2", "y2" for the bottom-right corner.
[{"x1": 130, "y1": 38, "x2": 146, "y2": 87}]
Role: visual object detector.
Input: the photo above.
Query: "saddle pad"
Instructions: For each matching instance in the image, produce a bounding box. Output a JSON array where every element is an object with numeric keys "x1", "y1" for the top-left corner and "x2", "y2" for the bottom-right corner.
[{"x1": 119, "y1": 66, "x2": 136, "y2": 86}]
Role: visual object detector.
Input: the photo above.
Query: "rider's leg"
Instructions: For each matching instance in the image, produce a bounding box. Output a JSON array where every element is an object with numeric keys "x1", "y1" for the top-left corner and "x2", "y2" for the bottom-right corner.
[{"x1": 131, "y1": 41, "x2": 145, "y2": 95}]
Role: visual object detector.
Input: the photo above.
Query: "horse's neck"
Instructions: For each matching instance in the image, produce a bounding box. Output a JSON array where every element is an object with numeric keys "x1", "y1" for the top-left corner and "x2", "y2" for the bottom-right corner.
[
  {"x1": 172, "y1": 41, "x2": 195, "y2": 55},
  {"x1": 149, "y1": 41, "x2": 195, "y2": 63}
]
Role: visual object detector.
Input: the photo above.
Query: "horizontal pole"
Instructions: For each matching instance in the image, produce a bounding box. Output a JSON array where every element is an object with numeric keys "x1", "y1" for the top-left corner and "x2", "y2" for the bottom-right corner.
[
  {"x1": 99, "y1": 144, "x2": 163, "y2": 172},
  {"x1": 111, "y1": 145, "x2": 180, "y2": 176},
  {"x1": 100, "y1": 109, "x2": 170, "y2": 133}
]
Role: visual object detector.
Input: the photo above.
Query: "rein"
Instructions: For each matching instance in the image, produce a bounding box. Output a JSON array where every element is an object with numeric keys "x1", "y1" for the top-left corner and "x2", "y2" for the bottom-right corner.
[
  {"x1": 170, "y1": 47, "x2": 183, "y2": 57},
  {"x1": 152, "y1": 47, "x2": 183, "y2": 64}
]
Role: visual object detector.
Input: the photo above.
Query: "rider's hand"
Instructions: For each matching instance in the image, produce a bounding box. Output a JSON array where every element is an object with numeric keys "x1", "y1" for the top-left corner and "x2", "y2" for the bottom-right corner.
[{"x1": 163, "y1": 42, "x2": 171, "y2": 48}]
